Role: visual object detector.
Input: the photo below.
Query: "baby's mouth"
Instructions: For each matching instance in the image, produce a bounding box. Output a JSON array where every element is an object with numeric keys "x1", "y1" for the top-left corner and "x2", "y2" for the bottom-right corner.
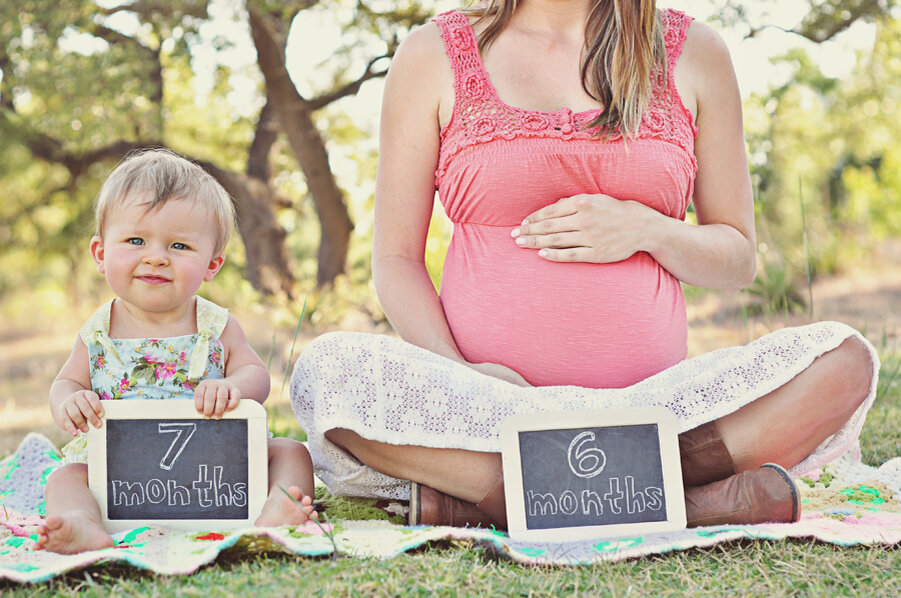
[{"x1": 136, "y1": 275, "x2": 171, "y2": 285}]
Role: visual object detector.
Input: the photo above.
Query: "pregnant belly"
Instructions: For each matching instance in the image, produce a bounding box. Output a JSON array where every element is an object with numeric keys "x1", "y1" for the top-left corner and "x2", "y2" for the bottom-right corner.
[{"x1": 439, "y1": 224, "x2": 687, "y2": 388}]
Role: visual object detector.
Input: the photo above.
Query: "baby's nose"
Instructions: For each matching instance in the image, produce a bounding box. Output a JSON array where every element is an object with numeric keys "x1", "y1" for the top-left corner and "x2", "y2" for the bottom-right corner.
[{"x1": 142, "y1": 247, "x2": 169, "y2": 265}]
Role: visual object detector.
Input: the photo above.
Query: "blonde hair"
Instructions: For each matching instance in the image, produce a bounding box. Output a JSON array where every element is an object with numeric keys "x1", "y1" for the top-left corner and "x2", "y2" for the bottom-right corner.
[
  {"x1": 95, "y1": 149, "x2": 235, "y2": 255},
  {"x1": 464, "y1": 0, "x2": 666, "y2": 138}
]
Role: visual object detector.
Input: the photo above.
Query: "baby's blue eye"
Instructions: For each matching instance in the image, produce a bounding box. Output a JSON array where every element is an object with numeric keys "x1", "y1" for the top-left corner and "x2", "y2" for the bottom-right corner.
[
  {"x1": 172, "y1": 242, "x2": 189, "y2": 250},
  {"x1": 127, "y1": 238, "x2": 144, "y2": 246}
]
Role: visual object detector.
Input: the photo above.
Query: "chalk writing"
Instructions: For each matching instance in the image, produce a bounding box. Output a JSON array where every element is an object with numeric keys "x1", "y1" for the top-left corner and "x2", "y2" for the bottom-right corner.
[
  {"x1": 109, "y1": 465, "x2": 247, "y2": 509},
  {"x1": 157, "y1": 422, "x2": 196, "y2": 470},
  {"x1": 517, "y1": 424, "x2": 667, "y2": 529},
  {"x1": 526, "y1": 476, "x2": 663, "y2": 517},
  {"x1": 104, "y1": 417, "x2": 250, "y2": 520},
  {"x1": 567, "y1": 431, "x2": 607, "y2": 479}
]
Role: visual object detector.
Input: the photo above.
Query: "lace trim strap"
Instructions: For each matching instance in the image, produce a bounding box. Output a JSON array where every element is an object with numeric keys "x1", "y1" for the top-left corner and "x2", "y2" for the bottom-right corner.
[
  {"x1": 432, "y1": 11, "x2": 483, "y2": 110},
  {"x1": 659, "y1": 9, "x2": 698, "y2": 138},
  {"x1": 79, "y1": 300, "x2": 122, "y2": 364},
  {"x1": 662, "y1": 9, "x2": 694, "y2": 74},
  {"x1": 188, "y1": 296, "x2": 228, "y2": 380}
]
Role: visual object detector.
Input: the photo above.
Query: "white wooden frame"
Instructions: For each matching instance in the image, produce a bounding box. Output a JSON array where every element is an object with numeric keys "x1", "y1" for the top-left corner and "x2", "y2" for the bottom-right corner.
[
  {"x1": 87, "y1": 399, "x2": 268, "y2": 532},
  {"x1": 500, "y1": 407, "x2": 686, "y2": 542}
]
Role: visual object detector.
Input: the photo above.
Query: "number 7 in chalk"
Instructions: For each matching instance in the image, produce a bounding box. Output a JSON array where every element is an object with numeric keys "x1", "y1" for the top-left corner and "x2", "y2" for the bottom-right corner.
[{"x1": 157, "y1": 422, "x2": 197, "y2": 470}]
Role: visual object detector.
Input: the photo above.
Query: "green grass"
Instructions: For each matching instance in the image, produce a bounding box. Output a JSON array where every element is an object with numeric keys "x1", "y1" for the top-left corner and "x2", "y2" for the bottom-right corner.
[
  {"x1": 3, "y1": 349, "x2": 900, "y2": 596},
  {"x1": 3, "y1": 541, "x2": 900, "y2": 596}
]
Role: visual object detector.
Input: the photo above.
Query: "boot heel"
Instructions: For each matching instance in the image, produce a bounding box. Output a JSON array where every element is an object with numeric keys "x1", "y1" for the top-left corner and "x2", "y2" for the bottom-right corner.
[{"x1": 760, "y1": 463, "x2": 800, "y2": 523}]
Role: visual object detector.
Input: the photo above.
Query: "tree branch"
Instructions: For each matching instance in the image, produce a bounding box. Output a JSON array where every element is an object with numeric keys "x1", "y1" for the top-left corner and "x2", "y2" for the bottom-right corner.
[
  {"x1": 307, "y1": 54, "x2": 391, "y2": 110},
  {"x1": 744, "y1": 0, "x2": 889, "y2": 43},
  {"x1": 247, "y1": 100, "x2": 278, "y2": 180},
  {"x1": 98, "y1": 1, "x2": 209, "y2": 21}
]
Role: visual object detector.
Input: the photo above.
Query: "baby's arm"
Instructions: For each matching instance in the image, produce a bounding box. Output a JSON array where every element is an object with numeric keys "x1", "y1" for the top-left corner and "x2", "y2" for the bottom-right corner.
[
  {"x1": 194, "y1": 314, "x2": 270, "y2": 418},
  {"x1": 50, "y1": 338, "x2": 104, "y2": 436}
]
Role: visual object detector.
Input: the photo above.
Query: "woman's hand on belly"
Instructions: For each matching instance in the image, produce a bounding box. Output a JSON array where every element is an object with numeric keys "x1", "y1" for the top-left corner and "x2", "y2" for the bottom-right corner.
[
  {"x1": 511, "y1": 193, "x2": 658, "y2": 264},
  {"x1": 466, "y1": 361, "x2": 532, "y2": 387}
]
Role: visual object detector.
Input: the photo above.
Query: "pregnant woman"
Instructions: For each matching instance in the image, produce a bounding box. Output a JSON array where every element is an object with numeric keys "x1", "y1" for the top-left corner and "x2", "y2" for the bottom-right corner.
[{"x1": 291, "y1": 0, "x2": 877, "y2": 529}]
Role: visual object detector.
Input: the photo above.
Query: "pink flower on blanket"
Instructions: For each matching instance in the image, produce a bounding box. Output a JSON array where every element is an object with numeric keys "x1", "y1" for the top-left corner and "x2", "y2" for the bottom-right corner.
[
  {"x1": 118, "y1": 377, "x2": 131, "y2": 392},
  {"x1": 292, "y1": 520, "x2": 334, "y2": 536}
]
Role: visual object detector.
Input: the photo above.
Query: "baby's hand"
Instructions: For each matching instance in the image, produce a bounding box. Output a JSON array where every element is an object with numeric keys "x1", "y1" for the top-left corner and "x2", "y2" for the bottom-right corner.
[
  {"x1": 194, "y1": 379, "x2": 241, "y2": 419},
  {"x1": 59, "y1": 390, "x2": 104, "y2": 436}
]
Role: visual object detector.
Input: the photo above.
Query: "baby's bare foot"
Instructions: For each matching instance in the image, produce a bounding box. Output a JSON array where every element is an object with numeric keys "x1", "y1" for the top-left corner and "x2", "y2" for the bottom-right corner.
[
  {"x1": 36, "y1": 514, "x2": 115, "y2": 554},
  {"x1": 255, "y1": 486, "x2": 318, "y2": 527}
]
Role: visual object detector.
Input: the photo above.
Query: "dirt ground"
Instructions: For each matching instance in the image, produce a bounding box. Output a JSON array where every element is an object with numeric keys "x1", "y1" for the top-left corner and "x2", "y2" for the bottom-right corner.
[{"x1": 2, "y1": 244, "x2": 898, "y2": 457}]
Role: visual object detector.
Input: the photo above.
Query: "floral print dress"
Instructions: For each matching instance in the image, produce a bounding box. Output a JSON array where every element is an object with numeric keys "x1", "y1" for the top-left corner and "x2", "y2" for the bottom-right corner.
[{"x1": 61, "y1": 296, "x2": 229, "y2": 464}]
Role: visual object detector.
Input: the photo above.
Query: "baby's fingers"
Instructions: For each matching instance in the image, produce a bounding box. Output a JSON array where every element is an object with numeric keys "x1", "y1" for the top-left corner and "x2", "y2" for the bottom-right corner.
[
  {"x1": 64, "y1": 400, "x2": 90, "y2": 434},
  {"x1": 211, "y1": 384, "x2": 235, "y2": 418},
  {"x1": 80, "y1": 392, "x2": 104, "y2": 428},
  {"x1": 224, "y1": 388, "x2": 242, "y2": 413}
]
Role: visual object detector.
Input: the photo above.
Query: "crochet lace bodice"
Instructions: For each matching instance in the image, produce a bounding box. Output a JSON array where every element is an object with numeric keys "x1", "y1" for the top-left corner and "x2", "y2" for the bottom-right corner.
[{"x1": 433, "y1": 8, "x2": 698, "y2": 186}]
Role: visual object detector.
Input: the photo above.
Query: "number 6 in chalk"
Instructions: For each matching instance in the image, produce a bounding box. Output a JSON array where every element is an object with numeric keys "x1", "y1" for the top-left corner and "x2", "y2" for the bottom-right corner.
[
  {"x1": 567, "y1": 431, "x2": 606, "y2": 478},
  {"x1": 157, "y1": 422, "x2": 197, "y2": 470}
]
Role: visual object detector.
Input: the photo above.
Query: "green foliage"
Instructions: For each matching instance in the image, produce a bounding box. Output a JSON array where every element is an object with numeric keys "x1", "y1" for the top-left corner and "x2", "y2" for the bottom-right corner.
[
  {"x1": 3, "y1": 0, "x2": 901, "y2": 327},
  {"x1": 744, "y1": 258, "x2": 807, "y2": 317},
  {"x1": 745, "y1": 15, "x2": 901, "y2": 284}
]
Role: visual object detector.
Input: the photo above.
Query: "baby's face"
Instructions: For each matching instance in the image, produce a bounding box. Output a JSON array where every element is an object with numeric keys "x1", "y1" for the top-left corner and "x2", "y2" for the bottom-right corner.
[{"x1": 91, "y1": 195, "x2": 224, "y2": 318}]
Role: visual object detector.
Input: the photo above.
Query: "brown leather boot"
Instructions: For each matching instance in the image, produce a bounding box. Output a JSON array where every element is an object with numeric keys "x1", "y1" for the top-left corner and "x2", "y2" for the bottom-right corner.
[
  {"x1": 685, "y1": 463, "x2": 800, "y2": 527},
  {"x1": 679, "y1": 421, "x2": 736, "y2": 487},
  {"x1": 408, "y1": 476, "x2": 507, "y2": 530}
]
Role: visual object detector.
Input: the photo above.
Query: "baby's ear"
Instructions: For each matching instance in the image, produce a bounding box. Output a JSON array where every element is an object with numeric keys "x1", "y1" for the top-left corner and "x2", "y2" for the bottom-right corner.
[
  {"x1": 89, "y1": 236, "x2": 105, "y2": 274},
  {"x1": 204, "y1": 254, "x2": 225, "y2": 282}
]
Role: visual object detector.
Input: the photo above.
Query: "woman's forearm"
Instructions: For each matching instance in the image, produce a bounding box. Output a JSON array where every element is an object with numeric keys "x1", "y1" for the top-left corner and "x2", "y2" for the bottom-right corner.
[
  {"x1": 644, "y1": 208, "x2": 756, "y2": 293},
  {"x1": 373, "y1": 253, "x2": 465, "y2": 362}
]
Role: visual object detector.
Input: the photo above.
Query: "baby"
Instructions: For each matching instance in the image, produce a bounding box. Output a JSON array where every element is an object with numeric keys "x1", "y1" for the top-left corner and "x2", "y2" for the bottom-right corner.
[{"x1": 37, "y1": 149, "x2": 316, "y2": 554}]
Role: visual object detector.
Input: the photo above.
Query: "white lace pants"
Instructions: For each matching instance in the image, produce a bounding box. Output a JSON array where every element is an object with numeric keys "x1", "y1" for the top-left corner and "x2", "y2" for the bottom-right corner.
[{"x1": 290, "y1": 321, "x2": 879, "y2": 500}]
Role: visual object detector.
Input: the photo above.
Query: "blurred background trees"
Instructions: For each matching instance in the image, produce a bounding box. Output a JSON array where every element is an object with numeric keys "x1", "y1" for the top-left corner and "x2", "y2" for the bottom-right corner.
[{"x1": 1, "y1": 0, "x2": 899, "y2": 327}]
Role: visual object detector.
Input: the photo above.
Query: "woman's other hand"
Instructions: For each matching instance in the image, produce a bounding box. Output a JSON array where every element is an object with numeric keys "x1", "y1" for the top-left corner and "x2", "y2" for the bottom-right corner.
[
  {"x1": 511, "y1": 193, "x2": 655, "y2": 263},
  {"x1": 466, "y1": 361, "x2": 532, "y2": 387}
]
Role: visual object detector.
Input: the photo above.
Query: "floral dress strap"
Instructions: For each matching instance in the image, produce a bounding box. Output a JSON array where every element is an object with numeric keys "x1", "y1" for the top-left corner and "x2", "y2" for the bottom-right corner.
[
  {"x1": 188, "y1": 297, "x2": 229, "y2": 381},
  {"x1": 79, "y1": 300, "x2": 122, "y2": 364}
]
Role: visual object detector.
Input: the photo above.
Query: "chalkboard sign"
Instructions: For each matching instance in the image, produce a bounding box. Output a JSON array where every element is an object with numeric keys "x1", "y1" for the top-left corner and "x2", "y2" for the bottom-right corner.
[
  {"x1": 500, "y1": 407, "x2": 685, "y2": 541},
  {"x1": 87, "y1": 400, "x2": 268, "y2": 532}
]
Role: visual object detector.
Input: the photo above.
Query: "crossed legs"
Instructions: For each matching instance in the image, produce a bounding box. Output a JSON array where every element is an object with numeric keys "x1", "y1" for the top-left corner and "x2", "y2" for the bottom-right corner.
[{"x1": 325, "y1": 337, "x2": 874, "y2": 522}]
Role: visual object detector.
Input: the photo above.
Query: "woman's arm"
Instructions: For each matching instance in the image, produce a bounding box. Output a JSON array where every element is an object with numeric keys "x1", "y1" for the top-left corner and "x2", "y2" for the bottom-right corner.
[
  {"x1": 374, "y1": 23, "x2": 531, "y2": 386},
  {"x1": 648, "y1": 21, "x2": 756, "y2": 291},
  {"x1": 513, "y1": 22, "x2": 756, "y2": 293},
  {"x1": 372, "y1": 24, "x2": 464, "y2": 362}
]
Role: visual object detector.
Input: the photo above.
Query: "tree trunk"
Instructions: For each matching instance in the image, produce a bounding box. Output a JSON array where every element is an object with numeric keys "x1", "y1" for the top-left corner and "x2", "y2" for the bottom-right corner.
[
  {"x1": 201, "y1": 163, "x2": 295, "y2": 297},
  {"x1": 248, "y1": 6, "x2": 354, "y2": 287}
]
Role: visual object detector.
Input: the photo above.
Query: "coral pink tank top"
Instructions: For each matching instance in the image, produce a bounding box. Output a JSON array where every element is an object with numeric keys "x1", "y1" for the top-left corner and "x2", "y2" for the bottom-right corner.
[{"x1": 433, "y1": 9, "x2": 698, "y2": 389}]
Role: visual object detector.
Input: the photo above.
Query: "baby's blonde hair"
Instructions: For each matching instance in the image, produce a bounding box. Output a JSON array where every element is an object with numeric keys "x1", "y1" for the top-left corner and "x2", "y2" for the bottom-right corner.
[{"x1": 95, "y1": 149, "x2": 235, "y2": 255}]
